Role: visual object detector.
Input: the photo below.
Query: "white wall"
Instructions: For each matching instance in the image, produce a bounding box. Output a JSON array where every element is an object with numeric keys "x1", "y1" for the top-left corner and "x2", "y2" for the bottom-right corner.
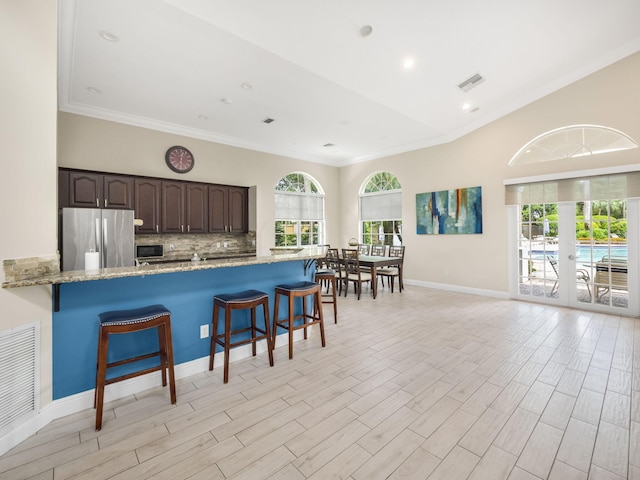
[
  {"x1": 339, "y1": 52, "x2": 640, "y2": 295},
  {"x1": 0, "y1": 0, "x2": 58, "y2": 412},
  {"x1": 57, "y1": 113, "x2": 341, "y2": 254}
]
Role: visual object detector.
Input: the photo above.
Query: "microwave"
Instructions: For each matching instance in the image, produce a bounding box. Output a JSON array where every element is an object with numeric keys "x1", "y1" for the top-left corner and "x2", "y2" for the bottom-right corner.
[{"x1": 136, "y1": 244, "x2": 164, "y2": 258}]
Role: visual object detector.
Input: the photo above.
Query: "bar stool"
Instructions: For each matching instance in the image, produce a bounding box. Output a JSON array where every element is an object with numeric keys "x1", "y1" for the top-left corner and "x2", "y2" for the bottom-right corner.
[
  {"x1": 210, "y1": 289, "x2": 274, "y2": 383},
  {"x1": 273, "y1": 281, "x2": 326, "y2": 359},
  {"x1": 314, "y1": 268, "x2": 338, "y2": 323},
  {"x1": 95, "y1": 304, "x2": 176, "y2": 431}
]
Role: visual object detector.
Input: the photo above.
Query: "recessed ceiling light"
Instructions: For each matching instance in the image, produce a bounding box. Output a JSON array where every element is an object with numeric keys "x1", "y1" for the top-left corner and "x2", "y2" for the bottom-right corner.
[
  {"x1": 340, "y1": 120, "x2": 349, "y2": 126},
  {"x1": 470, "y1": 107, "x2": 480, "y2": 113},
  {"x1": 99, "y1": 30, "x2": 119, "y2": 42},
  {"x1": 323, "y1": 143, "x2": 335, "y2": 147},
  {"x1": 87, "y1": 87, "x2": 102, "y2": 94},
  {"x1": 402, "y1": 57, "x2": 415, "y2": 69},
  {"x1": 359, "y1": 25, "x2": 373, "y2": 37},
  {"x1": 240, "y1": 82, "x2": 253, "y2": 90},
  {"x1": 198, "y1": 115, "x2": 208, "y2": 120},
  {"x1": 462, "y1": 103, "x2": 471, "y2": 110},
  {"x1": 220, "y1": 98, "x2": 232, "y2": 104}
]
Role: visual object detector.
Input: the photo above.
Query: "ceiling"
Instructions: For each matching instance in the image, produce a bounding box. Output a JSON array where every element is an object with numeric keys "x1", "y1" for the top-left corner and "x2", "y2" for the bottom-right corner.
[{"x1": 58, "y1": 0, "x2": 640, "y2": 167}]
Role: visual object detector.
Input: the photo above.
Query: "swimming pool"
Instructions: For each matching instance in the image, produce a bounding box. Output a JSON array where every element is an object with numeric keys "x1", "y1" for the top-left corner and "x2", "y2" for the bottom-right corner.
[{"x1": 530, "y1": 244, "x2": 627, "y2": 261}]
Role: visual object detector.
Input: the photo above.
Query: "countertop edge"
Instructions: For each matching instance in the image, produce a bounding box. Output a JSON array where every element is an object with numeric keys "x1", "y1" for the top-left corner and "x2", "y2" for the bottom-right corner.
[{"x1": 2, "y1": 251, "x2": 325, "y2": 289}]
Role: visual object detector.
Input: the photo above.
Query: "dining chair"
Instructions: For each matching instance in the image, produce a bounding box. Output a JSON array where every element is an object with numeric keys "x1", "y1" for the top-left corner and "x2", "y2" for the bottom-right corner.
[
  {"x1": 341, "y1": 248, "x2": 372, "y2": 300},
  {"x1": 357, "y1": 244, "x2": 371, "y2": 255},
  {"x1": 370, "y1": 244, "x2": 386, "y2": 256},
  {"x1": 325, "y1": 248, "x2": 344, "y2": 296},
  {"x1": 316, "y1": 244, "x2": 331, "y2": 269},
  {"x1": 378, "y1": 245, "x2": 405, "y2": 292}
]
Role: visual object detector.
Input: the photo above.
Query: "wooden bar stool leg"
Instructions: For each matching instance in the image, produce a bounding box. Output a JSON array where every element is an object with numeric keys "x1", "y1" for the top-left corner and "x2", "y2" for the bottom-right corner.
[
  {"x1": 288, "y1": 293, "x2": 294, "y2": 360},
  {"x1": 224, "y1": 306, "x2": 231, "y2": 384},
  {"x1": 95, "y1": 327, "x2": 108, "y2": 431},
  {"x1": 163, "y1": 319, "x2": 177, "y2": 404},
  {"x1": 263, "y1": 300, "x2": 274, "y2": 366},
  {"x1": 157, "y1": 324, "x2": 168, "y2": 387},
  {"x1": 302, "y1": 295, "x2": 309, "y2": 339},
  {"x1": 251, "y1": 306, "x2": 257, "y2": 357},
  {"x1": 313, "y1": 289, "x2": 326, "y2": 347},
  {"x1": 272, "y1": 292, "x2": 280, "y2": 349},
  {"x1": 210, "y1": 303, "x2": 219, "y2": 371}
]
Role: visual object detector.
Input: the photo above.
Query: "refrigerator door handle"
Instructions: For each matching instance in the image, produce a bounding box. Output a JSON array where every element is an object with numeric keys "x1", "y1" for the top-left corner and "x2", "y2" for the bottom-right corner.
[
  {"x1": 102, "y1": 218, "x2": 108, "y2": 267},
  {"x1": 95, "y1": 218, "x2": 101, "y2": 253}
]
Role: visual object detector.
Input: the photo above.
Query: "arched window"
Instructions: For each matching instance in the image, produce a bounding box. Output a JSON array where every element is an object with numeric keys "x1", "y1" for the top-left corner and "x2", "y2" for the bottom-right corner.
[
  {"x1": 274, "y1": 172, "x2": 325, "y2": 247},
  {"x1": 509, "y1": 124, "x2": 637, "y2": 166},
  {"x1": 359, "y1": 172, "x2": 402, "y2": 246}
]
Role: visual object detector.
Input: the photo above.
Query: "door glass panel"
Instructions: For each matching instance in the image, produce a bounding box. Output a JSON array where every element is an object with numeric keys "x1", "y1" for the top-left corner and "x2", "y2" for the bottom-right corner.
[
  {"x1": 517, "y1": 203, "x2": 558, "y2": 300},
  {"x1": 576, "y1": 200, "x2": 628, "y2": 309}
]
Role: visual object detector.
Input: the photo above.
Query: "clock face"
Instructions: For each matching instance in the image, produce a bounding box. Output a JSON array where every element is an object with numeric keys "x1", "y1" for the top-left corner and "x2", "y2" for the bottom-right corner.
[{"x1": 165, "y1": 146, "x2": 194, "y2": 173}]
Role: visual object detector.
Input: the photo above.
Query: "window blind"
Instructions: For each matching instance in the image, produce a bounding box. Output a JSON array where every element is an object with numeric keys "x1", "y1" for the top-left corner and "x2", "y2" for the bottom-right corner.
[
  {"x1": 360, "y1": 191, "x2": 402, "y2": 220},
  {"x1": 274, "y1": 192, "x2": 324, "y2": 220},
  {"x1": 505, "y1": 171, "x2": 640, "y2": 205}
]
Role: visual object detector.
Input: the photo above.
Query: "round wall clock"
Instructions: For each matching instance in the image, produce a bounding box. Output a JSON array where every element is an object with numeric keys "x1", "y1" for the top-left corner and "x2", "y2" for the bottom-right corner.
[{"x1": 165, "y1": 146, "x2": 194, "y2": 173}]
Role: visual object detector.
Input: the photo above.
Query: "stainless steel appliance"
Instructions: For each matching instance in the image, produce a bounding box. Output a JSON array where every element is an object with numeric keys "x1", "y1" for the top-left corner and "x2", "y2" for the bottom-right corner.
[
  {"x1": 61, "y1": 208, "x2": 135, "y2": 271},
  {"x1": 136, "y1": 244, "x2": 164, "y2": 259}
]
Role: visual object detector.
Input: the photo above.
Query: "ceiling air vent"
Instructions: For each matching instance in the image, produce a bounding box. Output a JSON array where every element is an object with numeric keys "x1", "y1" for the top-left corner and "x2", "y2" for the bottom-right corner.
[
  {"x1": 458, "y1": 73, "x2": 484, "y2": 92},
  {"x1": 263, "y1": 117, "x2": 275, "y2": 124},
  {"x1": 323, "y1": 143, "x2": 335, "y2": 147}
]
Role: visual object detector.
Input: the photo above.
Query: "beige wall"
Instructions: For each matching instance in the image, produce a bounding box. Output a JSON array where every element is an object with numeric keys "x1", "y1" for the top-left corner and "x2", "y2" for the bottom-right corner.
[
  {"x1": 0, "y1": 1, "x2": 58, "y2": 407},
  {"x1": 339, "y1": 52, "x2": 640, "y2": 294},
  {"x1": 57, "y1": 113, "x2": 341, "y2": 255}
]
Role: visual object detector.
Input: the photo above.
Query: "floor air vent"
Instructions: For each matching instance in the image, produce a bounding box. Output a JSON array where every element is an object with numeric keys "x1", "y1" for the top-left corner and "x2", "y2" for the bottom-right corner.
[{"x1": 0, "y1": 322, "x2": 39, "y2": 433}]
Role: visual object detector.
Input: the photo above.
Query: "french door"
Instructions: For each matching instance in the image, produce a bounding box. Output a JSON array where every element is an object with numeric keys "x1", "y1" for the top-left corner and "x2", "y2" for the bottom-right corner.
[{"x1": 511, "y1": 199, "x2": 638, "y2": 315}]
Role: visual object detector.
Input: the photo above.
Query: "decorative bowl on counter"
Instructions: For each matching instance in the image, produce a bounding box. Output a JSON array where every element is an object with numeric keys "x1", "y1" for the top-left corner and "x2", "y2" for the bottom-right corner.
[{"x1": 269, "y1": 247, "x2": 304, "y2": 255}]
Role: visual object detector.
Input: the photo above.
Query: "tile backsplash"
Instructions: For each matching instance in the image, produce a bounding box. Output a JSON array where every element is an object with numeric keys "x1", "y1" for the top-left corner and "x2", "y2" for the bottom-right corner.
[{"x1": 135, "y1": 231, "x2": 256, "y2": 260}]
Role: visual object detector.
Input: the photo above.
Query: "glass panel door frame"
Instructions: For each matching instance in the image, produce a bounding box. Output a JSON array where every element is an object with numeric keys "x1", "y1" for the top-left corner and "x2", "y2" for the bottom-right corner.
[{"x1": 509, "y1": 200, "x2": 639, "y2": 316}]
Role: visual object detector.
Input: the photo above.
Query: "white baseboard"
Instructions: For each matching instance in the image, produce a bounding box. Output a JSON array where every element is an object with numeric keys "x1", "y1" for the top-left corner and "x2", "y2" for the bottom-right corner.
[{"x1": 403, "y1": 279, "x2": 510, "y2": 299}]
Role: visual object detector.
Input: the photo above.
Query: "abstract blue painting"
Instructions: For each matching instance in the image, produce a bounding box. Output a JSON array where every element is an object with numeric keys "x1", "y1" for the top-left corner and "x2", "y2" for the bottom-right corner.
[{"x1": 416, "y1": 186, "x2": 483, "y2": 234}]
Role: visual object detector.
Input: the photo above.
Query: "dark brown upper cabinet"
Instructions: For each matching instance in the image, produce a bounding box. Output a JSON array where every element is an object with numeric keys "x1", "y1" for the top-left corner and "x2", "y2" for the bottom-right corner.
[
  {"x1": 160, "y1": 181, "x2": 208, "y2": 234},
  {"x1": 134, "y1": 178, "x2": 161, "y2": 234},
  {"x1": 161, "y1": 181, "x2": 185, "y2": 234},
  {"x1": 185, "y1": 183, "x2": 208, "y2": 233},
  {"x1": 60, "y1": 170, "x2": 133, "y2": 209},
  {"x1": 208, "y1": 185, "x2": 248, "y2": 234}
]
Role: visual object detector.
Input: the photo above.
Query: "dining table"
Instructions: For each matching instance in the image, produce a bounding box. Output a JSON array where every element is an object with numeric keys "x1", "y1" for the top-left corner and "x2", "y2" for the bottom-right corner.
[{"x1": 347, "y1": 254, "x2": 403, "y2": 299}]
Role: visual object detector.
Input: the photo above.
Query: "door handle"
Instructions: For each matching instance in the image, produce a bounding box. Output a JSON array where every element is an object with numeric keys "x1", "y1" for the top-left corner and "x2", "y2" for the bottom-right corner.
[{"x1": 102, "y1": 218, "x2": 108, "y2": 267}]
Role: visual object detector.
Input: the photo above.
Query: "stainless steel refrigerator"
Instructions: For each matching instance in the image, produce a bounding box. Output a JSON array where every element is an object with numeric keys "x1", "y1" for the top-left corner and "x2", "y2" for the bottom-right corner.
[{"x1": 61, "y1": 208, "x2": 135, "y2": 271}]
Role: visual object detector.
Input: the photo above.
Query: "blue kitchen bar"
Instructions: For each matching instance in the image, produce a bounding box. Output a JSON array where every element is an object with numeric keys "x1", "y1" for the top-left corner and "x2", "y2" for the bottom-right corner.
[{"x1": 4, "y1": 250, "x2": 323, "y2": 401}]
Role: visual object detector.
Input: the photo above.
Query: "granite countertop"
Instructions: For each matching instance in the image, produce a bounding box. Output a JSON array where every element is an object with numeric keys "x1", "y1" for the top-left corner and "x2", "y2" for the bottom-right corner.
[{"x1": 3, "y1": 248, "x2": 326, "y2": 289}]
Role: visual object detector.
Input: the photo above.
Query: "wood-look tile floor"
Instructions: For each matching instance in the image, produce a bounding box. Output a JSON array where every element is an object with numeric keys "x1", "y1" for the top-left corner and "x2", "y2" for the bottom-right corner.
[{"x1": 2, "y1": 285, "x2": 639, "y2": 480}]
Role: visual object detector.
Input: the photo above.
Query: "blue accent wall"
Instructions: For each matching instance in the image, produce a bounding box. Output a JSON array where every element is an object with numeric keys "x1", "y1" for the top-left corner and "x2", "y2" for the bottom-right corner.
[{"x1": 52, "y1": 261, "x2": 312, "y2": 399}]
